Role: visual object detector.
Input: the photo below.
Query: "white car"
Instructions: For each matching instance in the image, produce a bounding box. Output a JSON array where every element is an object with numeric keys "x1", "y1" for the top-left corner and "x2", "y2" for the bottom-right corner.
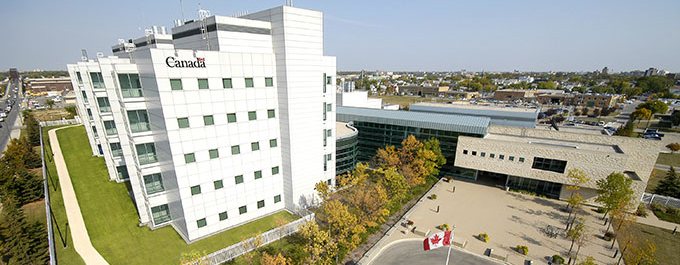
[
  {"x1": 0, "y1": 117, "x2": 4, "y2": 122},
  {"x1": 0, "y1": 112, "x2": 6, "y2": 118}
]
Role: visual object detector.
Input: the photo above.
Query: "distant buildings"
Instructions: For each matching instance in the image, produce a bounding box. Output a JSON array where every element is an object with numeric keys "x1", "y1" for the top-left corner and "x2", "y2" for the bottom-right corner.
[
  {"x1": 493, "y1": 89, "x2": 619, "y2": 108},
  {"x1": 409, "y1": 102, "x2": 539, "y2": 128},
  {"x1": 493, "y1": 89, "x2": 537, "y2": 101},
  {"x1": 602, "y1": 67, "x2": 609, "y2": 75},
  {"x1": 397, "y1": 85, "x2": 449, "y2": 96},
  {"x1": 644, "y1": 68, "x2": 659, "y2": 77},
  {"x1": 25, "y1": 77, "x2": 73, "y2": 93},
  {"x1": 9, "y1": 68, "x2": 18, "y2": 80}
]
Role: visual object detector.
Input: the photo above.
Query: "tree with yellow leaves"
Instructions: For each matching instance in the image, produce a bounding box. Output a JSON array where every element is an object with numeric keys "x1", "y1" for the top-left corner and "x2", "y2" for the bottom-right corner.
[
  {"x1": 179, "y1": 250, "x2": 208, "y2": 265},
  {"x1": 299, "y1": 221, "x2": 337, "y2": 265},
  {"x1": 260, "y1": 252, "x2": 292, "y2": 265},
  {"x1": 379, "y1": 167, "x2": 409, "y2": 204}
]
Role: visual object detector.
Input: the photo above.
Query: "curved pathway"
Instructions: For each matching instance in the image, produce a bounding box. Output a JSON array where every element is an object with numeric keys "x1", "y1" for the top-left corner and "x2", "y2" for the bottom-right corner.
[
  {"x1": 371, "y1": 239, "x2": 503, "y2": 265},
  {"x1": 50, "y1": 126, "x2": 109, "y2": 265}
]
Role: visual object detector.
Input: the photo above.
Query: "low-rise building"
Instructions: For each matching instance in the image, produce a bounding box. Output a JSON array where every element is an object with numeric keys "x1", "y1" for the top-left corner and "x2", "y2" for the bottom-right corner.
[
  {"x1": 493, "y1": 89, "x2": 537, "y2": 102},
  {"x1": 25, "y1": 77, "x2": 73, "y2": 93},
  {"x1": 336, "y1": 122, "x2": 358, "y2": 176},
  {"x1": 397, "y1": 85, "x2": 449, "y2": 96},
  {"x1": 572, "y1": 94, "x2": 619, "y2": 108},
  {"x1": 409, "y1": 102, "x2": 539, "y2": 128}
]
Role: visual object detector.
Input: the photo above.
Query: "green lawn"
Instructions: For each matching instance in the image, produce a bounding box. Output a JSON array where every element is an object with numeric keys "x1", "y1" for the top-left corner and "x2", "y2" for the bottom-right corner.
[
  {"x1": 646, "y1": 169, "x2": 668, "y2": 193},
  {"x1": 21, "y1": 199, "x2": 46, "y2": 225},
  {"x1": 619, "y1": 222, "x2": 680, "y2": 265},
  {"x1": 50, "y1": 126, "x2": 298, "y2": 265},
  {"x1": 656, "y1": 153, "x2": 680, "y2": 167}
]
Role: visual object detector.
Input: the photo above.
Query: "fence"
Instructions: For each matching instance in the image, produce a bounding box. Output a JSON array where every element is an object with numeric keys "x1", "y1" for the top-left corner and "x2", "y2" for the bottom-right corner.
[
  {"x1": 40, "y1": 127, "x2": 57, "y2": 265},
  {"x1": 39, "y1": 119, "x2": 79, "y2": 127},
  {"x1": 641, "y1": 192, "x2": 680, "y2": 209},
  {"x1": 192, "y1": 213, "x2": 314, "y2": 265}
]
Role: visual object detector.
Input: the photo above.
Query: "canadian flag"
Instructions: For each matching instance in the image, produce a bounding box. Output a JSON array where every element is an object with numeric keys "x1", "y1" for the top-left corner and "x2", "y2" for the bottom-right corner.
[{"x1": 423, "y1": 231, "x2": 453, "y2": 251}]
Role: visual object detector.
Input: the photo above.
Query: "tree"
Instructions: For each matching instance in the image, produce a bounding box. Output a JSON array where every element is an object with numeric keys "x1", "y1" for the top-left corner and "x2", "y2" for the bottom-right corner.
[
  {"x1": 422, "y1": 138, "x2": 446, "y2": 178},
  {"x1": 261, "y1": 253, "x2": 291, "y2": 265},
  {"x1": 0, "y1": 197, "x2": 48, "y2": 265},
  {"x1": 666, "y1": 143, "x2": 680, "y2": 154},
  {"x1": 577, "y1": 256, "x2": 596, "y2": 265},
  {"x1": 315, "y1": 181, "x2": 332, "y2": 202},
  {"x1": 537, "y1": 81, "x2": 556, "y2": 89},
  {"x1": 596, "y1": 172, "x2": 634, "y2": 219},
  {"x1": 379, "y1": 167, "x2": 408, "y2": 204},
  {"x1": 672, "y1": 111, "x2": 680, "y2": 126},
  {"x1": 319, "y1": 200, "x2": 364, "y2": 260},
  {"x1": 636, "y1": 76, "x2": 673, "y2": 93},
  {"x1": 637, "y1": 100, "x2": 668, "y2": 114},
  {"x1": 565, "y1": 169, "x2": 590, "y2": 229},
  {"x1": 65, "y1": 105, "x2": 77, "y2": 118},
  {"x1": 274, "y1": 216, "x2": 288, "y2": 253},
  {"x1": 179, "y1": 250, "x2": 208, "y2": 265},
  {"x1": 630, "y1": 108, "x2": 652, "y2": 124},
  {"x1": 566, "y1": 218, "x2": 585, "y2": 256},
  {"x1": 299, "y1": 221, "x2": 337, "y2": 265},
  {"x1": 614, "y1": 121, "x2": 634, "y2": 137},
  {"x1": 45, "y1": 99, "x2": 55, "y2": 109},
  {"x1": 653, "y1": 167, "x2": 680, "y2": 198},
  {"x1": 625, "y1": 238, "x2": 657, "y2": 265},
  {"x1": 240, "y1": 233, "x2": 263, "y2": 265}
]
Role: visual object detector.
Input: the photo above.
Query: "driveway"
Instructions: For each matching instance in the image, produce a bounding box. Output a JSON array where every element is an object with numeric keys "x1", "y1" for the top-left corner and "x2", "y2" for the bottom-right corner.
[{"x1": 371, "y1": 239, "x2": 502, "y2": 265}]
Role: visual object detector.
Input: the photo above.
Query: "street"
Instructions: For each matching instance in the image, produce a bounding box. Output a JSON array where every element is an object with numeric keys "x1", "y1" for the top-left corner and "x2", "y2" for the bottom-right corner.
[{"x1": 0, "y1": 79, "x2": 24, "y2": 156}]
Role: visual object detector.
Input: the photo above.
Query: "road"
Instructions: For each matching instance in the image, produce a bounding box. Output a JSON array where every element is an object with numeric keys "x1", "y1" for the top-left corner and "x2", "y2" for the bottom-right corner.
[
  {"x1": 371, "y1": 240, "x2": 503, "y2": 265},
  {"x1": 0, "y1": 79, "x2": 24, "y2": 156}
]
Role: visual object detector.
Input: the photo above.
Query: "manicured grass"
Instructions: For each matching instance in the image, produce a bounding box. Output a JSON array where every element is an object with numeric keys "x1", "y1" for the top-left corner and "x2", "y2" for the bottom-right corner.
[
  {"x1": 618, "y1": 222, "x2": 680, "y2": 265},
  {"x1": 53, "y1": 126, "x2": 298, "y2": 265},
  {"x1": 42, "y1": 125, "x2": 86, "y2": 265},
  {"x1": 656, "y1": 153, "x2": 680, "y2": 167},
  {"x1": 645, "y1": 169, "x2": 668, "y2": 193}
]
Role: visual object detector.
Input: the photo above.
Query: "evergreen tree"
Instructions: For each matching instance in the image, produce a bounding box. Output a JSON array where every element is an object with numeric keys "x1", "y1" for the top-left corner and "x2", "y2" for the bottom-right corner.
[
  {"x1": 654, "y1": 167, "x2": 680, "y2": 198},
  {"x1": 0, "y1": 198, "x2": 31, "y2": 264}
]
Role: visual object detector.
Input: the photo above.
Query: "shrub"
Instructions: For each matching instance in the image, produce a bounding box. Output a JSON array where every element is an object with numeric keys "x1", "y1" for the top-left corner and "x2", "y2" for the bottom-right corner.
[
  {"x1": 667, "y1": 206, "x2": 680, "y2": 216},
  {"x1": 478, "y1": 233, "x2": 488, "y2": 242},
  {"x1": 552, "y1": 255, "x2": 565, "y2": 264},
  {"x1": 604, "y1": 231, "x2": 616, "y2": 241},
  {"x1": 441, "y1": 223, "x2": 450, "y2": 231},
  {"x1": 516, "y1": 245, "x2": 528, "y2": 255},
  {"x1": 650, "y1": 202, "x2": 665, "y2": 212},
  {"x1": 636, "y1": 205, "x2": 648, "y2": 217},
  {"x1": 595, "y1": 207, "x2": 606, "y2": 214},
  {"x1": 431, "y1": 194, "x2": 437, "y2": 200}
]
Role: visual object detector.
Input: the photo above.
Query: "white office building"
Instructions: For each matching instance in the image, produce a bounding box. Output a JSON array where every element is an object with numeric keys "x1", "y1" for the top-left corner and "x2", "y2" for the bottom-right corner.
[{"x1": 67, "y1": 5, "x2": 336, "y2": 242}]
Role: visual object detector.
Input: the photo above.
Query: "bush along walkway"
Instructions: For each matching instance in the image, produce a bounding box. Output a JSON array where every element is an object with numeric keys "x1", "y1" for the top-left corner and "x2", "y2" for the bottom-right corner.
[{"x1": 49, "y1": 126, "x2": 109, "y2": 265}]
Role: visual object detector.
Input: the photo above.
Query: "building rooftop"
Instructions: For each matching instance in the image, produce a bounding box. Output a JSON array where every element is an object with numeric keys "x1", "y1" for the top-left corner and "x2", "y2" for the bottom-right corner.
[
  {"x1": 485, "y1": 132, "x2": 622, "y2": 154},
  {"x1": 337, "y1": 106, "x2": 490, "y2": 136},
  {"x1": 336, "y1": 122, "x2": 356, "y2": 137},
  {"x1": 411, "y1": 102, "x2": 539, "y2": 114}
]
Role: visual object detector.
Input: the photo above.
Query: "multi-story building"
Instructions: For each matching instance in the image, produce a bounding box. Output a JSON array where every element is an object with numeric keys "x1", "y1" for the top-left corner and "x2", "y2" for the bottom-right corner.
[
  {"x1": 25, "y1": 77, "x2": 73, "y2": 93},
  {"x1": 67, "y1": 5, "x2": 336, "y2": 243},
  {"x1": 335, "y1": 122, "x2": 358, "y2": 176},
  {"x1": 492, "y1": 89, "x2": 537, "y2": 102},
  {"x1": 571, "y1": 94, "x2": 619, "y2": 108}
]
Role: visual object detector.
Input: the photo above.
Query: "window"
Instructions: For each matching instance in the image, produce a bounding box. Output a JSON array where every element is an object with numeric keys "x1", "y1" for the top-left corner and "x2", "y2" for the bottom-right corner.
[
  {"x1": 184, "y1": 153, "x2": 196, "y2": 163},
  {"x1": 499, "y1": 155, "x2": 505, "y2": 160},
  {"x1": 326, "y1": 103, "x2": 332, "y2": 112},
  {"x1": 177, "y1": 118, "x2": 190, "y2": 128},
  {"x1": 191, "y1": 185, "x2": 201, "y2": 195},
  {"x1": 151, "y1": 204, "x2": 171, "y2": 224},
  {"x1": 81, "y1": 91, "x2": 88, "y2": 103},
  {"x1": 104, "y1": 120, "x2": 117, "y2": 135},
  {"x1": 97, "y1": 97, "x2": 111, "y2": 113},
  {"x1": 272, "y1": 166, "x2": 279, "y2": 175},
  {"x1": 463, "y1": 150, "x2": 468, "y2": 155},
  {"x1": 214, "y1": 180, "x2": 223, "y2": 190},
  {"x1": 519, "y1": 157, "x2": 525, "y2": 163},
  {"x1": 265, "y1": 77, "x2": 274, "y2": 87},
  {"x1": 219, "y1": 211, "x2": 228, "y2": 221},
  {"x1": 231, "y1": 145, "x2": 240, "y2": 155},
  {"x1": 327, "y1": 75, "x2": 332, "y2": 85},
  {"x1": 170, "y1": 79, "x2": 183, "y2": 90},
  {"x1": 227, "y1": 113, "x2": 237, "y2": 123},
  {"x1": 198, "y1": 78, "x2": 209, "y2": 89},
  {"x1": 323, "y1": 73, "x2": 327, "y2": 93},
  {"x1": 268, "y1": 109, "x2": 275, "y2": 118},
  {"x1": 480, "y1": 152, "x2": 486, "y2": 157},
  {"x1": 136, "y1": 143, "x2": 157, "y2": 165},
  {"x1": 76, "y1": 72, "x2": 83, "y2": 84},
  {"x1": 490, "y1": 153, "x2": 495, "y2": 158},
  {"x1": 269, "y1": 139, "x2": 277, "y2": 148},
  {"x1": 144, "y1": 173, "x2": 164, "y2": 195},
  {"x1": 110, "y1": 143, "x2": 123, "y2": 157},
  {"x1": 203, "y1": 115, "x2": 214, "y2": 125},
  {"x1": 222, "y1": 78, "x2": 232, "y2": 89},
  {"x1": 532, "y1": 157, "x2": 567, "y2": 173},
  {"x1": 509, "y1": 156, "x2": 515, "y2": 161},
  {"x1": 323, "y1": 103, "x2": 327, "y2": 121},
  {"x1": 209, "y1": 149, "x2": 219, "y2": 159},
  {"x1": 254, "y1": 170, "x2": 262, "y2": 179},
  {"x1": 90, "y1": 72, "x2": 105, "y2": 88},
  {"x1": 197, "y1": 218, "x2": 207, "y2": 228},
  {"x1": 327, "y1": 130, "x2": 332, "y2": 137},
  {"x1": 127, "y1": 110, "x2": 150, "y2": 133},
  {"x1": 92, "y1": 126, "x2": 98, "y2": 137},
  {"x1": 248, "y1": 111, "x2": 257, "y2": 120},
  {"x1": 323, "y1": 130, "x2": 327, "y2": 147},
  {"x1": 116, "y1": 165, "x2": 129, "y2": 180},
  {"x1": 239, "y1": 206, "x2": 247, "y2": 214},
  {"x1": 87, "y1": 109, "x2": 93, "y2": 120},
  {"x1": 245, "y1": 78, "x2": 254, "y2": 88},
  {"x1": 118, "y1": 73, "x2": 143, "y2": 97},
  {"x1": 235, "y1": 175, "x2": 244, "y2": 184},
  {"x1": 274, "y1": 195, "x2": 281, "y2": 203},
  {"x1": 251, "y1": 142, "x2": 260, "y2": 151},
  {"x1": 257, "y1": 200, "x2": 265, "y2": 209},
  {"x1": 471, "y1": 151, "x2": 477, "y2": 156}
]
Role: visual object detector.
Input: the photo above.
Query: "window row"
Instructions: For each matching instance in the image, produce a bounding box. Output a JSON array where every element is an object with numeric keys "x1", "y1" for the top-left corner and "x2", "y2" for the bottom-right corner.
[
  {"x1": 170, "y1": 77, "x2": 274, "y2": 91},
  {"x1": 177, "y1": 110, "x2": 275, "y2": 128},
  {"x1": 190, "y1": 167, "x2": 280, "y2": 196},
  {"x1": 183, "y1": 139, "x2": 278, "y2": 163},
  {"x1": 461, "y1": 149, "x2": 526, "y2": 163},
  {"x1": 195, "y1": 194, "x2": 282, "y2": 229}
]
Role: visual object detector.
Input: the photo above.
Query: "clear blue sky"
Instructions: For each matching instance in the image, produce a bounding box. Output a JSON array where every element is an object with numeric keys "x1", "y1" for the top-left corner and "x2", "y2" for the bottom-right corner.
[{"x1": 1, "y1": 0, "x2": 678, "y2": 72}]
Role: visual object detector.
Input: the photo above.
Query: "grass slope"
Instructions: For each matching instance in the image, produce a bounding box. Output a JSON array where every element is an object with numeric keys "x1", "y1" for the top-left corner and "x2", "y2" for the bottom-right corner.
[
  {"x1": 53, "y1": 126, "x2": 297, "y2": 264},
  {"x1": 620, "y1": 222, "x2": 680, "y2": 265},
  {"x1": 656, "y1": 153, "x2": 680, "y2": 167}
]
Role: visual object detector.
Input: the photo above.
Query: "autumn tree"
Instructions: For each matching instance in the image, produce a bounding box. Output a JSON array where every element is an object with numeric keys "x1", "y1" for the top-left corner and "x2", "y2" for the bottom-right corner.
[
  {"x1": 179, "y1": 250, "x2": 208, "y2": 265},
  {"x1": 274, "y1": 216, "x2": 289, "y2": 253},
  {"x1": 299, "y1": 221, "x2": 337, "y2": 265},
  {"x1": 596, "y1": 172, "x2": 634, "y2": 219},
  {"x1": 571, "y1": 223, "x2": 590, "y2": 265},
  {"x1": 625, "y1": 238, "x2": 657, "y2": 265},
  {"x1": 379, "y1": 167, "x2": 408, "y2": 204},
  {"x1": 317, "y1": 200, "x2": 365, "y2": 263},
  {"x1": 240, "y1": 233, "x2": 263, "y2": 265},
  {"x1": 666, "y1": 143, "x2": 680, "y2": 154},
  {"x1": 564, "y1": 169, "x2": 590, "y2": 230},
  {"x1": 630, "y1": 108, "x2": 652, "y2": 124},
  {"x1": 260, "y1": 253, "x2": 292, "y2": 265},
  {"x1": 566, "y1": 218, "x2": 585, "y2": 257},
  {"x1": 375, "y1": 136, "x2": 444, "y2": 187},
  {"x1": 577, "y1": 256, "x2": 596, "y2": 265}
]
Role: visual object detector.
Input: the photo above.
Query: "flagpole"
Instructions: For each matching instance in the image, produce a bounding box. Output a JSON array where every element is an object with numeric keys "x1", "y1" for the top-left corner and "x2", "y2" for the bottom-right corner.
[{"x1": 445, "y1": 229, "x2": 454, "y2": 265}]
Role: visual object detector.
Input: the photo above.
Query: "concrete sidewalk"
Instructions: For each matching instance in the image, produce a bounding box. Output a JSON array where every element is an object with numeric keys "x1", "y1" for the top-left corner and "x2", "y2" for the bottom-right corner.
[{"x1": 50, "y1": 126, "x2": 109, "y2": 265}]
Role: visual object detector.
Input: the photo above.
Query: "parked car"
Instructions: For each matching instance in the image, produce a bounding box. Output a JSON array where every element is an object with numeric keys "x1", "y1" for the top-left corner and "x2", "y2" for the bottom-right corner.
[{"x1": 598, "y1": 121, "x2": 605, "y2": 126}]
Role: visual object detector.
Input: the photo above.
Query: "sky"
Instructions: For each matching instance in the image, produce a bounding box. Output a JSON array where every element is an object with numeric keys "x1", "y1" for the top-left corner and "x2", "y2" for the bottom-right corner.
[{"x1": 1, "y1": 0, "x2": 679, "y2": 73}]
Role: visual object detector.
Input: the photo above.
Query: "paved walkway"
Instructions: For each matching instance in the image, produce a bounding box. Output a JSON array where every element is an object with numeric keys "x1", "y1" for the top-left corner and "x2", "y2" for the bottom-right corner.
[
  {"x1": 362, "y1": 179, "x2": 622, "y2": 265},
  {"x1": 371, "y1": 239, "x2": 502, "y2": 265},
  {"x1": 637, "y1": 211, "x2": 679, "y2": 231},
  {"x1": 50, "y1": 126, "x2": 109, "y2": 265}
]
